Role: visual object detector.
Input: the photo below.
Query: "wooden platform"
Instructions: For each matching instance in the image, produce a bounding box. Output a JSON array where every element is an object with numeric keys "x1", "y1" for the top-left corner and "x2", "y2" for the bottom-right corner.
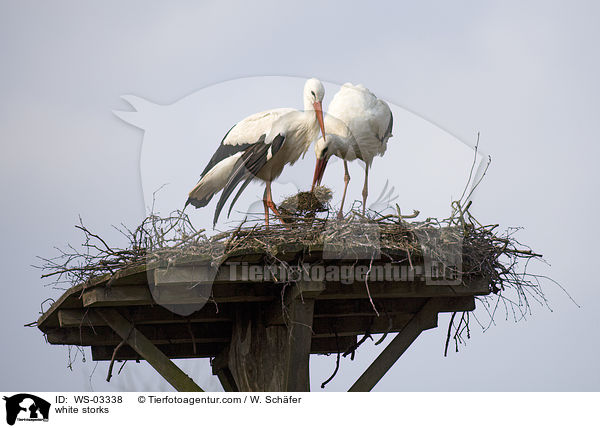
[{"x1": 37, "y1": 245, "x2": 490, "y2": 392}]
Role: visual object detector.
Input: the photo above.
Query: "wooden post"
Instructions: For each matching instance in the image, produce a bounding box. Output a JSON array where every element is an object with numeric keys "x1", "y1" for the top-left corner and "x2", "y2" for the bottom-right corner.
[
  {"x1": 227, "y1": 281, "x2": 324, "y2": 392},
  {"x1": 284, "y1": 297, "x2": 316, "y2": 391},
  {"x1": 348, "y1": 298, "x2": 441, "y2": 392},
  {"x1": 283, "y1": 280, "x2": 324, "y2": 391},
  {"x1": 95, "y1": 308, "x2": 204, "y2": 392},
  {"x1": 227, "y1": 304, "x2": 288, "y2": 391}
]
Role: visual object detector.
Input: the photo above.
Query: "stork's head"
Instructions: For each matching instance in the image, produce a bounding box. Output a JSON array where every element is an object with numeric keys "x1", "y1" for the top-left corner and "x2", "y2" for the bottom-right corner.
[
  {"x1": 315, "y1": 134, "x2": 344, "y2": 160},
  {"x1": 304, "y1": 78, "x2": 326, "y2": 144},
  {"x1": 312, "y1": 134, "x2": 342, "y2": 190},
  {"x1": 304, "y1": 78, "x2": 325, "y2": 105}
]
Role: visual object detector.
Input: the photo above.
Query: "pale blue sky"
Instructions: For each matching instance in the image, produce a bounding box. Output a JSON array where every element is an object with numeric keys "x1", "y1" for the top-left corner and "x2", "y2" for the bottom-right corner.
[{"x1": 1, "y1": 1, "x2": 598, "y2": 391}]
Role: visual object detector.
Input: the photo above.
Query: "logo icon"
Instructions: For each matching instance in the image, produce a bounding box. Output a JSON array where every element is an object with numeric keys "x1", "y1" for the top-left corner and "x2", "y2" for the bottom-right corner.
[{"x1": 3, "y1": 394, "x2": 50, "y2": 426}]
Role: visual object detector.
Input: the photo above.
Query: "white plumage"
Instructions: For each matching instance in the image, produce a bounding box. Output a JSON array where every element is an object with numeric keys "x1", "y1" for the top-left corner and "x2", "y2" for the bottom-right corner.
[
  {"x1": 186, "y1": 108, "x2": 292, "y2": 207},
  {"x1": 186, "y1": 78, "x2": 326, "y2": 226},
  {"x1": 312, "y1": 83, "x2": 393, "y2": 217},
  {"x1": 220, "y1": 108, "x2": 295, "y2": 147}
]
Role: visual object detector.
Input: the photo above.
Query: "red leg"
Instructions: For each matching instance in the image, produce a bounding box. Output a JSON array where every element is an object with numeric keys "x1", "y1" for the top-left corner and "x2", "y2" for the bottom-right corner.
[
  {"x1": 263, "y1": 186, "x2": 270, "y2": 227},
  {"x1": 265, "y1": 181, "x2": 285, "y2": 223}
]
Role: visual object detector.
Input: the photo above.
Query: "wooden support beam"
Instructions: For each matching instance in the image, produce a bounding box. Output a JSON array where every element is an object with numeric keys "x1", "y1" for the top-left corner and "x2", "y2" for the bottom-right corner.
[
  {"x1": 284, "y1": 297, "x2": 317, "y2": 392},
  {"x1": 95, "y1": 308, "x2": 204, "y2": 392},
  {"x1": 211, "y1": 348, "x2": 239, "y2": 392},
  {"x1": 215, "y1": 367, "x2": 239, "y2": 392},
  {"x1": 348, "y1": 298, "x2": 442, "y2": 392}
]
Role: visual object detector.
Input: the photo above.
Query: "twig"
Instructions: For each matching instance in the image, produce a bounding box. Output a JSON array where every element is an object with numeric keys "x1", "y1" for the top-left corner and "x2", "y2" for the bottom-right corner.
[
  {"x1": 444, "y1": 312, "x2": 457, "y2": 357},
  {"x1": 106, "y1": 339, "x2": 126, "y2": 382},
  {"x1": 321, "y1": 332, "x2": 341, "y2": 389}
]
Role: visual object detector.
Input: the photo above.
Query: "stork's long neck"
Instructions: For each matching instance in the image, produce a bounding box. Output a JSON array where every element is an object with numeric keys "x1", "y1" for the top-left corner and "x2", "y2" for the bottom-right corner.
[
  {"x1": 303, "y1": 94, "x2": 314, "y2": 113},
  {"x1": 302, "y1": 96, "x2": 321, "y2": 142}
]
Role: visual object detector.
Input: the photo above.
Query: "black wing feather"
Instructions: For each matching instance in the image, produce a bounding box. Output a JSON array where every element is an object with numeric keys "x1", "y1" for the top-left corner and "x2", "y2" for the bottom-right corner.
[
  {"x1": 185, "y1": 132, "x2": 264, "y2": 210},
  {"x1": 271, "y1": 133, "x2": 285, "y2": 154},
  {"x1": 213, "y1": 134, "x2": 285, "y2": 225},
  {"x1": 198, "y1": 124, "x2": 261, "y2": 179},
  {"x1": 227, "y1": 175, "x2": 255, "y2": 218}
]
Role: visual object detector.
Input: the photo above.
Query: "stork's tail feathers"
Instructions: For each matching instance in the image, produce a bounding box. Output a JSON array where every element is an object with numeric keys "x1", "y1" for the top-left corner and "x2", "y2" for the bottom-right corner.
[
  {"x1": 185, "y1": 192, "x2": 214, "y2": 209},
  {"x1": 186, "y1": 153, "x2": 243, "y2": 212}
]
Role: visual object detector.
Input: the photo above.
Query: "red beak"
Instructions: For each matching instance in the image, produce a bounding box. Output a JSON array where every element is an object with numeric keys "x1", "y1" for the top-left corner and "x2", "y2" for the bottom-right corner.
[
  {"x1": 311, "y1": 156, "x2": 328, "y2": 191},
  {"x1": 313, "y1": 101, "x2": 326, "y2": 141},
  {"x1": 311, "y1": 100, "x2": 327, "y2": 192}
]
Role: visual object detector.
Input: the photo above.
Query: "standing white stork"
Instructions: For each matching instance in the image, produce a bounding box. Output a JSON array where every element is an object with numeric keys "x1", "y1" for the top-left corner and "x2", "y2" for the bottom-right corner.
[
  {"x1": 311, "y1": 83, "x2": 393, "y2": 217},
  {"x1": 185, "y1": 78, "x2": 326, "y2": 226}
]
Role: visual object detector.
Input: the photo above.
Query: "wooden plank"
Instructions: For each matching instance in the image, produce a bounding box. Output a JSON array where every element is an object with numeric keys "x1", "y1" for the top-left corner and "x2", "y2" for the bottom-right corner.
[
  {"x1": 319, "y1": 278, "x2": 489, "y2": 300},
  {"x1": 91, "y1": 342, "x2": 225, "y2": 360},
  {"x1": 46, "y1": 322, "x2": 231, "y2": 346},
  {"x1": 153, "y1": 263, "x2": 289, "y2": 286},
  {"x1": 58, "y1": 309, "x2": 102, "y2": 328},
  {"x1": 83, "y1": 286, "x2": 153, "y2": 307},
  {"x1": 59, "y1": 296, "x2": 473, "y2": 331},
  {"x1": 82, "y1": 284, "x2": 276, "y2": 307},
  {"x1": 83, "y1": 263, "x2": 152, "y2": 288},
  {"x1": 313, "y1": 296, "x2": 475, "y2": 318},
  {"x1": 153, "y1": 265, "x2": 218, "y2": 285},
  {"x1": 57, "y1": 305, "x2": 230, "y2": 328},
  {"x1": 265, "y1": 280, "x2": 326, "y2": 325},
  {"x1": 91, "y1": 338, "x2": 357, "y2": 360},
  {"x1": 95, "y1": 308, "x2": 204, "y2": 392},
  {"x1": 311, "y1": 336, "x2": 357, "y2": 355},
  {"x1": 348, "y1": 298, "x2": 442, "y2": 392},
  {"x1": 312, "y1": 313, "x2": 412, "y2": 337},
  {"x1": 314, "y1": 298, "x2": 425, "y2": 318},
  {"x1": 81, "y1": 273, "x2": 486, "y2": 309},
  {"x1": 36, "y1": 284, "x2": 84, "y2": 330},
  {"x1": 151, "y1": 264, "x2": 489, "y2": 293},
  {"x1": 50, "y1": 312, "x2": 404, "y2": 346}
]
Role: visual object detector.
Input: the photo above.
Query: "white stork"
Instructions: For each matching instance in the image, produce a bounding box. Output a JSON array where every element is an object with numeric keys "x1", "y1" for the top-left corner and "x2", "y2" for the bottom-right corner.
[
  {"x1": 186, "y1": 78, "x2": 326, "y2": 226},
  {"x1": 312, "y1": 83, "x2": 393, "y2": 217}
]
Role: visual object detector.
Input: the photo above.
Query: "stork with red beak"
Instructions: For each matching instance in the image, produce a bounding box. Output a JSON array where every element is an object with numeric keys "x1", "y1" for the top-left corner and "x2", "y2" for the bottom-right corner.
[
  {"x1": 186, "y1": 78, "x2": 326, "y2": 226},
  {"x1": 311, "y1": 83, "x2": 393, "y2": 217}
]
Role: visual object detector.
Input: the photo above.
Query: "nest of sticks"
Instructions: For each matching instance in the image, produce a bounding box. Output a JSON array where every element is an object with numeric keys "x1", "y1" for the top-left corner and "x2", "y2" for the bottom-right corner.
[
  {"x1": 36, "y1": 189, "x2": 551, "y2": 330},
  {"x1": 278, "y1": 186, "x2": 333, "y2": 222},
  {"x1": 33, "y1": 184, "x2": 568, "y2": 386}
]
